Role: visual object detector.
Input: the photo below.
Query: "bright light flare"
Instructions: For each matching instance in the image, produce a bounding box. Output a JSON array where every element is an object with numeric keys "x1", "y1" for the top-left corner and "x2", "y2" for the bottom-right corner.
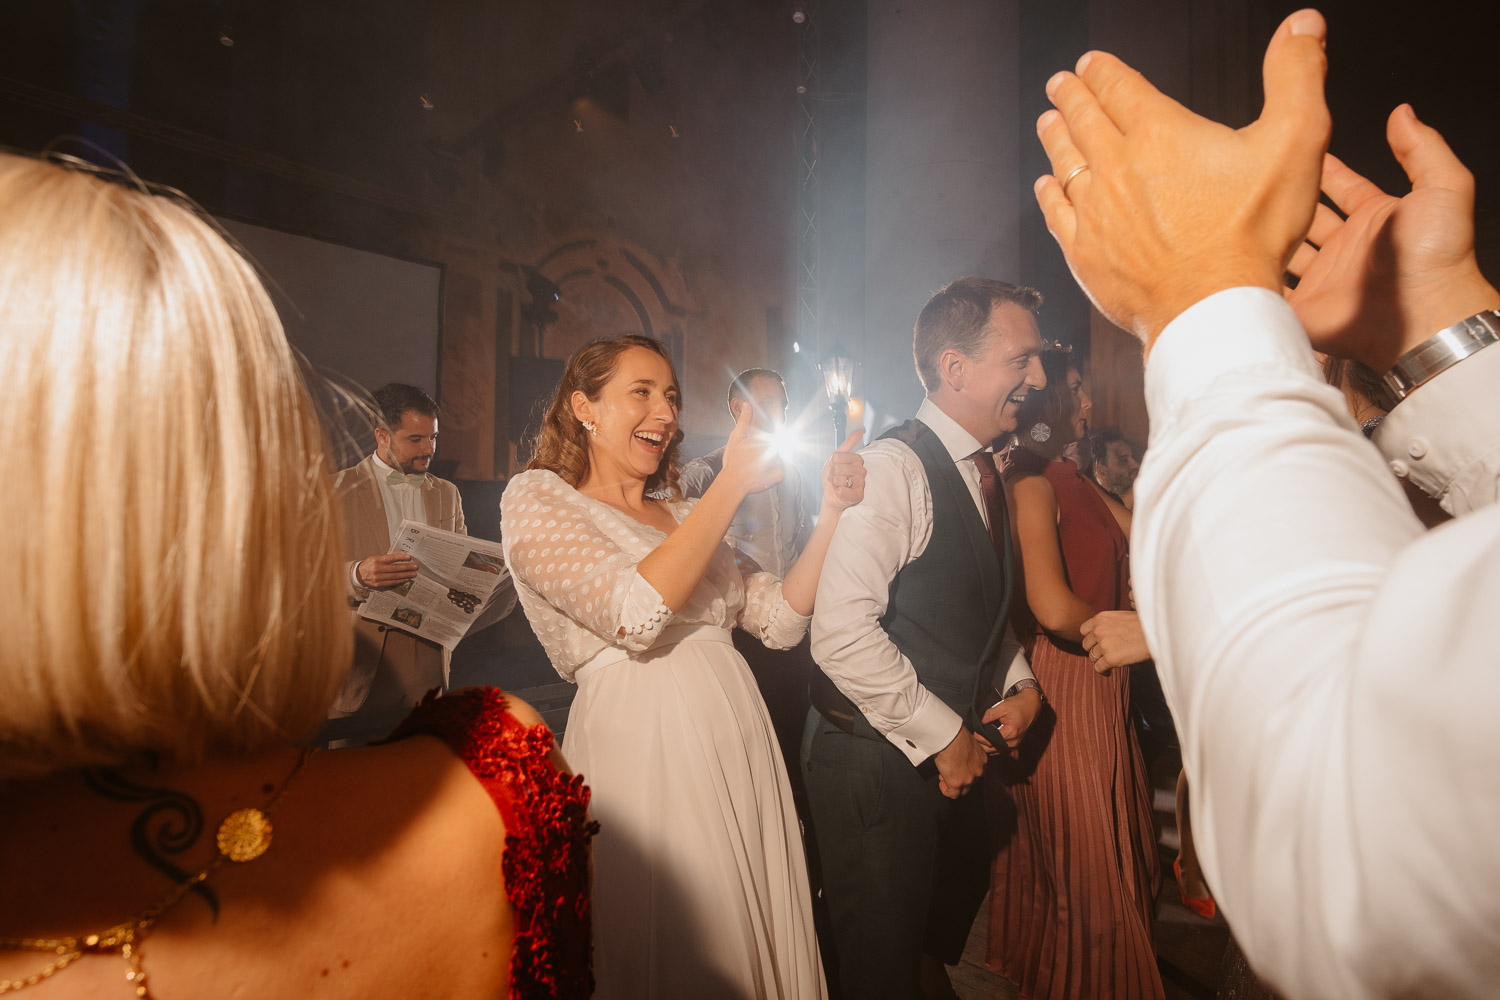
[
  {"x1": 764, "y1": 423, "x2": 798, "y2": 460},
  {"x1": 749, "y1": 420, "x2": 814, "y2": 467}
]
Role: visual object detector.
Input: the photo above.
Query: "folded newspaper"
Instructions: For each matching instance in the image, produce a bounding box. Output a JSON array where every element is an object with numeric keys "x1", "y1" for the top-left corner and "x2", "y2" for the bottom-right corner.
[{"x1": 358, "y1": 520, "x2": 516, "y2": 651}]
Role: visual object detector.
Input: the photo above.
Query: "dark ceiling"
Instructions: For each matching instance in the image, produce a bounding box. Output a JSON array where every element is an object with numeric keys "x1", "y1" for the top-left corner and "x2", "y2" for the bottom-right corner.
[
  {"x1": 0, "y1": 1, "x2": 783, "y2": 227},
  {"x1": 2, "y1": 1, "x2": 1496, "y2": 277}
]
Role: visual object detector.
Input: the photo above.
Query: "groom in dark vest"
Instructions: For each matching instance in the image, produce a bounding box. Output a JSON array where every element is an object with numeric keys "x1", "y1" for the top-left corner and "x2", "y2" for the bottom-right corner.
[{"x1": 805, "y1": 277, "x2": 1048, "y2": 998}]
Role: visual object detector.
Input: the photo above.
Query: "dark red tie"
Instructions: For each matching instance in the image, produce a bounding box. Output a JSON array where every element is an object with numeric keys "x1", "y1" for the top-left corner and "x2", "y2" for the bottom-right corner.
[
  {"x1": 971, "y1": 449, "x2": 1008, "y2": 564},
  {"x1": 969, "y1": 448, "x2": 1016, "y2": 733}
]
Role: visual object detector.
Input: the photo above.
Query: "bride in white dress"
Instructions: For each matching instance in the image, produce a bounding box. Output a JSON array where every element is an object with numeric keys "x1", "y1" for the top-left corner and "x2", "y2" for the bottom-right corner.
[{"x1": 500, "y1": 335, "x2": 864, "y2": 1000}]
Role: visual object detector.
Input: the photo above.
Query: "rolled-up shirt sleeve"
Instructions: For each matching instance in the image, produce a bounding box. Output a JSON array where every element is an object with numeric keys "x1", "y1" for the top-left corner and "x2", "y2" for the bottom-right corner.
[{"x1": 811, "y1": 442, "x2": 964, "y2": 765}]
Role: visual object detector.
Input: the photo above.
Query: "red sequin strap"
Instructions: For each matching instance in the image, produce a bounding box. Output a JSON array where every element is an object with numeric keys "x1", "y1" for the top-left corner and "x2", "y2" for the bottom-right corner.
[{"x1": 387, "y1": 688, "x2": 598, "y2": 999}]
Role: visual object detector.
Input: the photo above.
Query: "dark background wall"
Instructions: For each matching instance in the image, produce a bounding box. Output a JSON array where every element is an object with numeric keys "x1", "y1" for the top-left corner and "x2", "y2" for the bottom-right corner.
[
  {"x1": 2, "y1": 0, "x2": 1495, "y2": 468},
  {"x1": 4, "y1": 0, "x2": 1495, "y2": 693}
]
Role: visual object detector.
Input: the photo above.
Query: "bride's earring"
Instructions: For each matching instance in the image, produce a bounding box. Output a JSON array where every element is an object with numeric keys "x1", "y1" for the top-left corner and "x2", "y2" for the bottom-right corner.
[
  {"x1": 1030, "y1": 422, "x2": 1052, "y2": 443},
  {"x1": 581, "y1": 420, "x2": 598, "y2": 437}
]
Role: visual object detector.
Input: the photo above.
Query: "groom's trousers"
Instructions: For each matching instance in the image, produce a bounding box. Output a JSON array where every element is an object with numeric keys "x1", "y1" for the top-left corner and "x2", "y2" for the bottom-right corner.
[{"x1": 802, "y1": 711, "x2": 992, "y2": 1000}]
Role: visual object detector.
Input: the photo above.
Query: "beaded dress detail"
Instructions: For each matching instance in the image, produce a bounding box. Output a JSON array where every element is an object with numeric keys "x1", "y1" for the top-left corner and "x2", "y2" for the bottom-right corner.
[{"x1": 386, "y1": 687, "x2": 598, "y2": 1000}]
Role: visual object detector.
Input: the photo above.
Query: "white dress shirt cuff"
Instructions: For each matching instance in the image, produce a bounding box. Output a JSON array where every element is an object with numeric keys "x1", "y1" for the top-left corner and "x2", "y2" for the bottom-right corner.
[
  {"x1": 996, "y1": 632, "x2": 1034, "y2": 697},
  {"x1": 1373, "y1": 344, "x2": 1500, "y2": 516},
  {"x1": 1148, "y1": 287, "x2": 1325, "y2": 431},
  {"x1": 883, "y1": 692, "x2": 965, "y2": 765}
]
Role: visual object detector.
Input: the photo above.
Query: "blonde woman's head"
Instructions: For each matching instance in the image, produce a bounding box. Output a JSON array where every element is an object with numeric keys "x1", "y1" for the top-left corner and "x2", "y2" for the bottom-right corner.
[{"x1": 0, "y1": 154, "x2": 351, "y2": 778}]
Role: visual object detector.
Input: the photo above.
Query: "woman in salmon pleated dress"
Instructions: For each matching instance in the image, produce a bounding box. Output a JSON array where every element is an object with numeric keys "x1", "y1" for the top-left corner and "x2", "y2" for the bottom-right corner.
[{"x1": 987, "y1": 344, "x2": 1163, "y2": 1000}]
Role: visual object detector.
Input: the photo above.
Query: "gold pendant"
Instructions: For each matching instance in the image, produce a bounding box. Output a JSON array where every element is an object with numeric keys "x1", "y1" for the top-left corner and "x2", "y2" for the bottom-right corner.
[{"x1": 216, "y1": 808, "x2": 273, "y2": 862}]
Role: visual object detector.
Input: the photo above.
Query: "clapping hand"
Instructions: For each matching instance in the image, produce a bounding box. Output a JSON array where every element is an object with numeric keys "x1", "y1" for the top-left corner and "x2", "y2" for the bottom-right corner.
[
  {"x1": 1286, "y1": 105, "x2": 1500, "y2": 372},
  {"x1": 1034, "y1": 9, "x2": 1332, "y2": 345},
  {"x1": 721, "y1": 400, "x2": 784, "y2": 497},
  {"x1": 821, "y1": 430, "x2": 867, "y2": 512}
]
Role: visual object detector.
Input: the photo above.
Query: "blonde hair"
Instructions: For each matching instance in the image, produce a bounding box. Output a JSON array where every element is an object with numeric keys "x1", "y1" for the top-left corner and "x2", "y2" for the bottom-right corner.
[{"x1": 0, "y1": 154, "x2": 351, "y2": 778}]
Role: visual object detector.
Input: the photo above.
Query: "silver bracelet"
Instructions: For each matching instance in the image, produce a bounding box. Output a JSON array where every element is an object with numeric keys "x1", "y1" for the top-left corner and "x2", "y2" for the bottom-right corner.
[{"x1": 1382, "y1": 310, "x2": 1500, "y2": 400}]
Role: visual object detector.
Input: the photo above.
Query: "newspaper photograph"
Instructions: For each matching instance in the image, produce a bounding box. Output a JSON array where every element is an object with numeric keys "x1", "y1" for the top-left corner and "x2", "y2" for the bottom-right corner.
[{"x1": 358, "y1": 520, "x2": 516, "y2": 650}]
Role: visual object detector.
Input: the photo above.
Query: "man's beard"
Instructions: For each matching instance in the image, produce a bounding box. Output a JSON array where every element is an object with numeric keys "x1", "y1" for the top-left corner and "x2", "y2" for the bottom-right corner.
[
  {"x1": 392, "y1": 453, "x2": 429, "y2": 476},
  {"x1": 1096, "y1": 468, "x2": 1135, "y2": 495}
]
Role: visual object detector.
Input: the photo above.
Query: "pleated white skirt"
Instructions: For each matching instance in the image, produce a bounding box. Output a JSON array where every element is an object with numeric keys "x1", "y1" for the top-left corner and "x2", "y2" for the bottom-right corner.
[{"x1": 564, "y1": 625, "x2": 827, "y2": 1000}]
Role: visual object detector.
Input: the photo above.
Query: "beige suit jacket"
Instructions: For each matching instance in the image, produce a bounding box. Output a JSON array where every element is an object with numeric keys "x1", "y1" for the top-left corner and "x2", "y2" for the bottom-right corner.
[{"x1": 328, "y1": 454, "x2": 466, "y2": 716}]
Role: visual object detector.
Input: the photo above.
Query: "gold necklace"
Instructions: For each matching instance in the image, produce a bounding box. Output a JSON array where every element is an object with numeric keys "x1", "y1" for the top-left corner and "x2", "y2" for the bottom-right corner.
[{"x1": 0, "y1": 746, "x2": 318, "y2": 997}]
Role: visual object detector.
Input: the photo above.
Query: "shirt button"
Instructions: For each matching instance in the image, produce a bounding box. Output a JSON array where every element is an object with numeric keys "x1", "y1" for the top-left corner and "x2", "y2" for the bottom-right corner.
[
  {"x1": 1408, "y1": 439, "x2": 1428, "y2": 460},
  {"x1": 1389, "y1": 459, "x2": 1410, "y2": 478}
]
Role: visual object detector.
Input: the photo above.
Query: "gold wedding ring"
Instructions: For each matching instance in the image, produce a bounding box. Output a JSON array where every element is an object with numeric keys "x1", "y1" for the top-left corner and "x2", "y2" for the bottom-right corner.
[{"x1": 1061, "y1": 163, "x2": 1090, "y2": 198}]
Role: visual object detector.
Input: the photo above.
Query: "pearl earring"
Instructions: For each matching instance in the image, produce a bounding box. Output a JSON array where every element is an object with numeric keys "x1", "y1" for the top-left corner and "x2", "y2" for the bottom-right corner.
[{"x1": 582, "y1": 420, "x2": 598, "y2": 436}]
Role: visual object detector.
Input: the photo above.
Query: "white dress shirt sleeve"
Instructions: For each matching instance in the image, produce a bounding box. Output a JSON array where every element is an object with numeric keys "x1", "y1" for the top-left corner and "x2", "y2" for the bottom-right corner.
[
  {"x1": 811, "y1": 441, "x2": 965, "y2": 765},
  {"x1": 994, "y1": 629, "x2": 1033, "y2": 699},
  {"x1": 1373, "y1": 343, "x2": 1500, "y2": 516},
  {"x1": 1134, "y1": 287, "x2": 1500, "y2": 999}
]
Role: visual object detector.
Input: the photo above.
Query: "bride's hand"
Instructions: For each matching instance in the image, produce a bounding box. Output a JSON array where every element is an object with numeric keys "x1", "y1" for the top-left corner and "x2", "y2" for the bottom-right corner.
[
  {"x1": 720, "y1": 401, "x2": 783, "y2": 496},
  {"x1": 821, "y1": 430, "x2": 866, "y2": 512}
]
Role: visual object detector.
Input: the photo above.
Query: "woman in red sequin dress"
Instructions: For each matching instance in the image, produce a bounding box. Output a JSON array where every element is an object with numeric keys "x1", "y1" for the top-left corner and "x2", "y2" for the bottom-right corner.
[{"x1": 987, "y1": 347, "x2": 1164, "y2": 1000}]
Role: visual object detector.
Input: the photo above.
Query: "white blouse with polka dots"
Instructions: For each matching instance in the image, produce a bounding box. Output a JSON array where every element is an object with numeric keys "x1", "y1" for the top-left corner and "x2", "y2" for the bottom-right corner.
[{"x1": 500, "y1": 468, "x2": 810, "y2": 681}]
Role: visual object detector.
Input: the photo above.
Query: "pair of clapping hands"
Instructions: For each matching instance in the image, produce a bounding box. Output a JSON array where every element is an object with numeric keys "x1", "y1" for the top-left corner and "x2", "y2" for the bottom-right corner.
[
  {"x1": 718, "y1": 400, "x2": 868, "y2": 512},
  {"x1": 1038, "y1": 7, "x2": 1496, "y2": 677},
  {"x1": 1034, "y1": 7, "x2": 1496, "y2": 372}
]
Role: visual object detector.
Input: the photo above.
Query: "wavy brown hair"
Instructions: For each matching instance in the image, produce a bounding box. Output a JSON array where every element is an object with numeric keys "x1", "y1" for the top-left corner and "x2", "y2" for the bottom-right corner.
[
  {"x1": 1016, "y1": 344, "x2": 1084, "y2": 446},
  {"x1": 527, "y1": 334, "x2": 685, "y2": 496}
]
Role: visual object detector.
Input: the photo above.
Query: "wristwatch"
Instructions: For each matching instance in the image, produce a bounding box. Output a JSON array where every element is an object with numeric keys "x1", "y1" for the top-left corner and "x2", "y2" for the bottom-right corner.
[
  {"x1": 1381, "y1": 309, "x2": 1500, "y2": 400},
  {"x1": 1003, "y1": 677, "x2": 1045, "y2": 705}
]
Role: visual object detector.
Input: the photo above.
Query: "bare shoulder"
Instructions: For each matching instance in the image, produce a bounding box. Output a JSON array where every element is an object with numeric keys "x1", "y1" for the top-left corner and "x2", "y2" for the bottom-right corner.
[
  {"x1": 303, "y1": 736, "x2": 509, "y2": 870},
  {"x1": 1011, "y1": 470, "x2": 1058, "y2": 506},
  {"x1": 262, "y1": 738, "x2": 514, "y2": 995},
  {"x1": 0, "y1": 741, "x2": 513, "y2": 1000},
  {"x1": 498, "y1": 691, "x2": 544, "y2": 729}
]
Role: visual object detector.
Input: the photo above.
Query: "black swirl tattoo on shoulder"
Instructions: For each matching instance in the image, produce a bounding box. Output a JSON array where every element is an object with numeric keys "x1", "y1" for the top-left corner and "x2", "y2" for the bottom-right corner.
[{"x1": 81, "y1": 765, "x2": 219, "y2": 919}]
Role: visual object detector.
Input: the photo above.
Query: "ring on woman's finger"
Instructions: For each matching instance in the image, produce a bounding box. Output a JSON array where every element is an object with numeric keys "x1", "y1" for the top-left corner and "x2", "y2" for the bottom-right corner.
[
  {"x1": 845, "y1": 476, "x2": 854, "y2": 488},
  {"x1": 1089, "y1": 647, "x2": 1101, "y2": 660},
  {"x1": 1061, "y1": 163, "x2": 1090, "y2": 198}
]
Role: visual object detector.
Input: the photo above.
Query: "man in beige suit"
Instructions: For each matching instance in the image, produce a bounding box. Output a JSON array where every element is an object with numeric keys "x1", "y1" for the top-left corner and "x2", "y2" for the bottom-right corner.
[{"x1": 324, "y1": 383, "x2": 466, "y2": 745}]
